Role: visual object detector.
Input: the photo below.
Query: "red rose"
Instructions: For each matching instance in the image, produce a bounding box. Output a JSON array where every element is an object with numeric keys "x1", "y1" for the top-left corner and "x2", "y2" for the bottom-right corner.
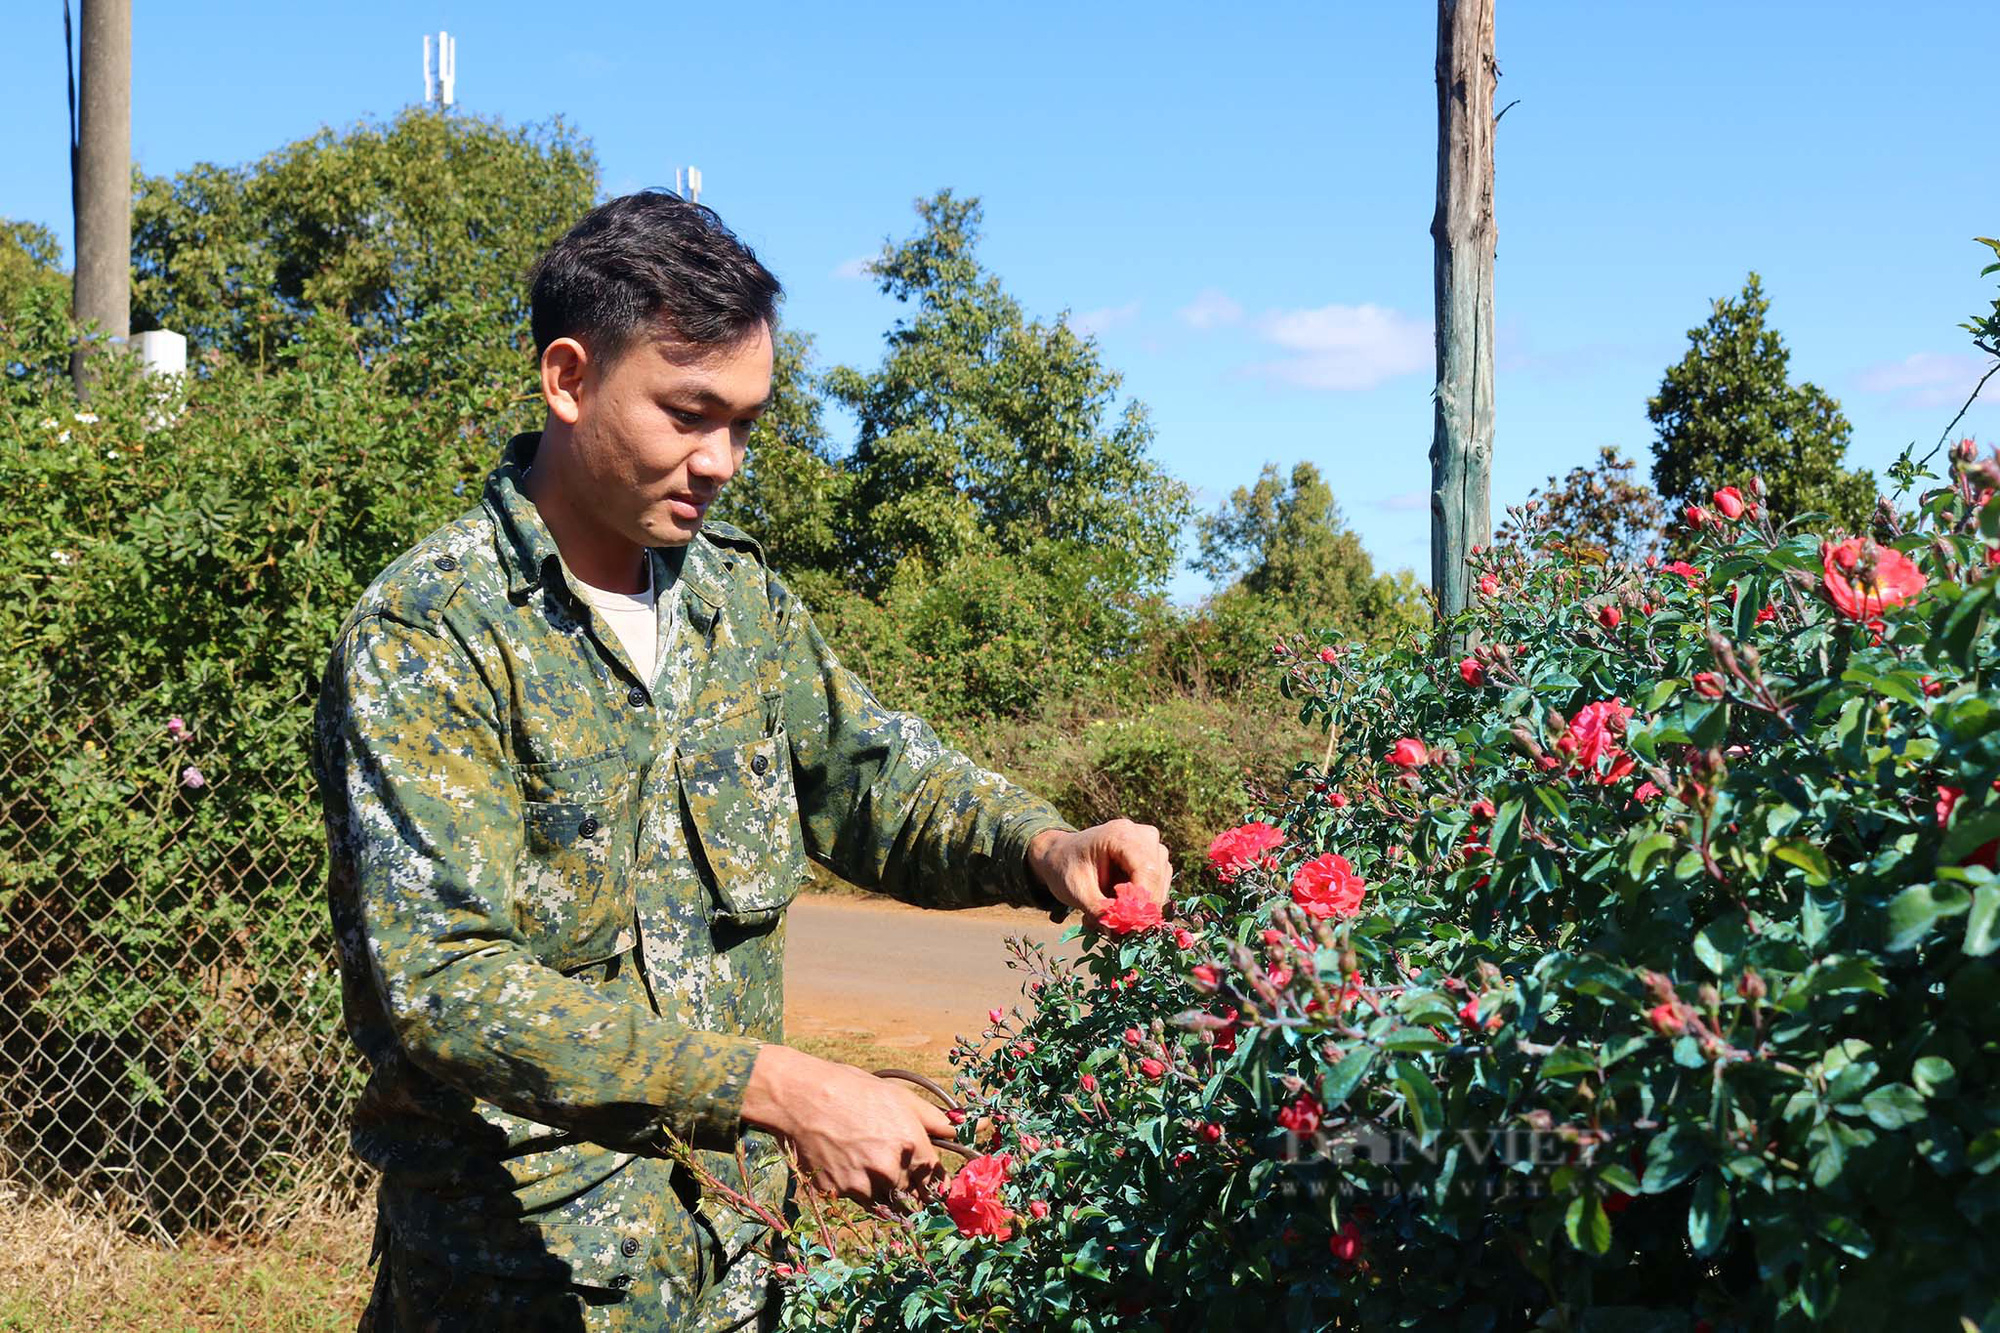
[
  {"x1": 1684, "y1": 504, "x2": 1709, "y2": 529},
  {"x1": 1692, "y1": 672, "x2": 1725, "y2": 699},
  {"x1": 1664, "y1": 560, "x2": 1704, "y2": 587},
  {"x1": 1563, "y1": 699, "x2": 1634, "y2": 773},
  {"x1": 1206, "y1": 821, "x2": 1285, "y2": 883},
  {"x1": 1123, "y1": 1027, "x2": 1143, "y2": 1047},
  {"x1": 987, "y1": 1007, "x2": 1005, "y2": 1025},
  {"x1": 1276, "y1": 1091, "x2": 1324, "y2": 1136},
  {"x1": 1318, "y1": 646, "x2": 1339, "y2": 664},
  {"x1": 1821, "y1": 537, "x2": 1927, "y2": 621},
  {"x1": 1328, "y1": 791, "x2": 1349, "y2": 808},
  {"x1": 1632, "y1": 780, "x2": 1663, "y2": 803},
  {"x1": 1198, "y1": 1122, "x2": 1223, "y2": 1144},
  {"x1": 1943, "y1": 786, "x2": 2000, "y2": 868},
  {"x1": 1713, "y1": 486, "x2": 1745, "y2": 520},
  {"x1": 1172, "y1": 927, "x2": 1197, "y2": 950},
  {"x1": 1598, "y1": 605, "x2": 1622, "y2": 630},
  {"x1": 1329, "y1": 1220, "x2": 1364, "y2": 1265},
  {"x1": 1647, "y1": 1003, "x2": 1686, "y2": 1036},
  {"x1": 1213, "y1": 1008, "x2": 1241, "y2": 1055},
  {"x1": 1388, "y1": 737, "x2": 1431, "y2": 768},
  {"x1": 1755, "y1": 603, "x2": 1777, "y2": 625},
  {"x1": 1459, "y1": 656, "x2": 1485, "y2": 686},
  {"x1": 1094, "y1": 881, "x2": 1163, "y2": 934},
  {"x1": 1191, "y1": 964, "x2": 1220, "y2": 991},
  {"x1": 1080, "y1": 1073, "x2": 1098, "y2": 1093},
  {"x1": 1028, "y1": 1199, "x2": 1050, "y2": 1220},
  {"x1": 1139, "y1": 1057, "x2": 1166, "y2": 1080},
  {"x1": 1921, "y1": 675, "x2": 1943, "y2": 698},
  {"x1": 1290, "y1": 852, "x2": 1367, "y2": 920},
  {"x1": 1478, "y1": 574, "x2": 1499, "y2": 597},
  {"x1": 945, "y1": 1153, "x2": 1015, "y2": 1240}
]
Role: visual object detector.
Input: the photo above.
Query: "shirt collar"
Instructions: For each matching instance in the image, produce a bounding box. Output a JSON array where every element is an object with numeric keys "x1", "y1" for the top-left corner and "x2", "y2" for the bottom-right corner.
[
  {"x1": 483, "y1": 431, "x2": 724, "y2": 610},
  {"x1": 483, "y1": 433, "x2": 565, "y2": 599}
]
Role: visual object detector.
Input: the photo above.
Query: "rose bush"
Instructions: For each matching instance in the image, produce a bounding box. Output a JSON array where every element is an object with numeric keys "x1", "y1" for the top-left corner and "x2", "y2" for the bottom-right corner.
[{"x1": 776, "y1": 423, "x2": 2000, "y2": 1328}]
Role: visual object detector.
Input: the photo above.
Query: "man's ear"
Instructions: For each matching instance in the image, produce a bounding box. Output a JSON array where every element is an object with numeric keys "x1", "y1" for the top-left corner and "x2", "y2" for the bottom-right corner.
[{"x1": 540, "y1": 337, "x2": 590, "y2": 425}]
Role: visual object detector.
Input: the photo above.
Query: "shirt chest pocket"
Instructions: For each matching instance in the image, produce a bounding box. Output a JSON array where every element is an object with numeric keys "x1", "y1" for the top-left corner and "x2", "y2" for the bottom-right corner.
[
  {"x1": 513, "y1": 752, "x2": 637, "y2": 971},
  {"x1": 675, "y1": 728, "x2": 808, "y2": 929}
]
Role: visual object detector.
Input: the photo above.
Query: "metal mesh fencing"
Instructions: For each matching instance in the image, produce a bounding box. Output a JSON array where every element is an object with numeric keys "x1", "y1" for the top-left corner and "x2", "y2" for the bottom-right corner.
[{"x1": 0, "y1": 665, "x2": 363, "y2": 1240}]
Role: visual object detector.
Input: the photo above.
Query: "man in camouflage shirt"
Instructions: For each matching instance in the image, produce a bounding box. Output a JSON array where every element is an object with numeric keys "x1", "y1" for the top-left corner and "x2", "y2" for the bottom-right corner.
[{"x1": 314, "y1": 193, "x2": 1172, "y2": 1331}]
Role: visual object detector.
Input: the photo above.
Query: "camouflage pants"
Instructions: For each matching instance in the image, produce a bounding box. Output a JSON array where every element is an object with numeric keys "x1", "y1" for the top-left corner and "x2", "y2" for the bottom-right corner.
[{"x1": 358, "y1": 1214, "x2": 781, "y2": 1333}]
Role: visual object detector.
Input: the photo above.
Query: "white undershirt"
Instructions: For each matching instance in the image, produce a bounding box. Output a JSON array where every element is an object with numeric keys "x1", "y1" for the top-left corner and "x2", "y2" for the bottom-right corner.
[{"x1": 572, "y1": 558, "x2": 660, "y2": 687}]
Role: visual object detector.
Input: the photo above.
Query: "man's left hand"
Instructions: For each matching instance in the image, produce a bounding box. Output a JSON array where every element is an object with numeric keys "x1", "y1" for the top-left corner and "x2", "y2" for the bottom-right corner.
[{"x1": 1027, "y1": 821, "x2": 1172, "y2": 924}]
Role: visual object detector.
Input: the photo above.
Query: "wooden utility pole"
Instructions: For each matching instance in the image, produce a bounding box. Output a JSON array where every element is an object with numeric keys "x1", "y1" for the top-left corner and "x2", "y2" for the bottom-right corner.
[
  {"x1": 71, "y1": 0, "x2": 132, "y2": 398},
  {"x1": 1429, "y1": 0, "x2": 1497, "y2": 618}
]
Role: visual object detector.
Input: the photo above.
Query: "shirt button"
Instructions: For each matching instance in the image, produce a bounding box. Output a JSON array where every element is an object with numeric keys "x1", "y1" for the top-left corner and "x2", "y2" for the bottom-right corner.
[
  {"x1": 620, "y1": 1237, "x2": 641, "y2": 1258},
  {"x1": 578, "y1": 815, "x2": 600, "y2": 839},
  {"x1": 750, "y1": 753, "x2": 770, "y2": 776},
  {"x1": 433, "y1": 555, "x2": 458, "y2": 572},
  {"x1": 626, "y1": 685, "x2": 647, "y2": 708}
]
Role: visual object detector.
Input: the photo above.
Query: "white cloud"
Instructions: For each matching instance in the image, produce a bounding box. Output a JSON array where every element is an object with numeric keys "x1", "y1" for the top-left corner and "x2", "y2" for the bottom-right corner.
[
  {"x1": 1067, "y1": 301, "x2": 1141, "y2": 338},
  {"x1": 1178, "y1": 288, "x2": 1244, "y2": 329},
  {"x1": 832, "y1": 256, "x2": 875, "y2": 280},
  {"x1": 1246, "y1": 303, "x2": 1433, "y2": 391},
  {"x1": 1376, "y1": 490, "x2": 1431, "y2": 513},
  {"x1": 1854, "y1": 351, "x2": 1998, "y2": 409}
]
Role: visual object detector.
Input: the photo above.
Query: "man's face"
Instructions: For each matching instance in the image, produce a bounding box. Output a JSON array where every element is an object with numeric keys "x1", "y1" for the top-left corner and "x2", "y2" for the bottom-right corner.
[{"x1": 564, "y1": 321, "x2": 773, "y2": 548}]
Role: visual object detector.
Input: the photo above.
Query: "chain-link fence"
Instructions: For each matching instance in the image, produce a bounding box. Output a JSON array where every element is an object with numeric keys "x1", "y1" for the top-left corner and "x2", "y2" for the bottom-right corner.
[{"x1": 0, "y1": 665, "x2": 362, "y2": 1240}]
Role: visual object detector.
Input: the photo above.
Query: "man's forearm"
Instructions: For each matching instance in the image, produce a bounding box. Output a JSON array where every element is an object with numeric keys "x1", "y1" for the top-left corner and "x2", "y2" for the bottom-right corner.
[{"x1": 378, "y1": 933, "x2": 764, "y2": 1152}]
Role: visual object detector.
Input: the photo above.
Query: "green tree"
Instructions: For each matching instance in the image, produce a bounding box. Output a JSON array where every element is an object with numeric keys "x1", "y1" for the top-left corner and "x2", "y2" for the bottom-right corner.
[
  {"x1": 1648, "y1": 273, "x2": 1875, "y2": 527},
  {"x1": 1195, "y1": 460, "x2": 1427, "y2": 634},
  {"x1": 1, "y1": 220, "x2": 70, "y2": 384},
  {"x1": 825, "y1": 191, "x2": 1188, "y2": 593},
  {"x1": 1159, "y1": 461, "x2": 1427, "y2": 694},
  {"x1": 1498, "y1": 446, "x2": 1664, "y2": 565},
  {"x1": 708, "y1": 328, "x2": 848, "y2": 577},
  {"x1": 131, "y1": 108, "x2": 595, "y2": 400}
]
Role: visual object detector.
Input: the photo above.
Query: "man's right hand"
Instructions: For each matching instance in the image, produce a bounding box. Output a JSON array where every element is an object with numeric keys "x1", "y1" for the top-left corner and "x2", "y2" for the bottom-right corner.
[{"x1": 740, "y1": 1045, "x2": 955, "y2": 1206}]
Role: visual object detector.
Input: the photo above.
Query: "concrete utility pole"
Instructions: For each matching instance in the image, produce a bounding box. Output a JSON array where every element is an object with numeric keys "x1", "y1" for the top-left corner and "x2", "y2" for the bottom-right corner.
[
  {"x1": 71, "y1": 0, "x2": 132, "y2": 398},
  {"x1": 1429, "y1": 0, "x2": 1497, "y2": 619}
]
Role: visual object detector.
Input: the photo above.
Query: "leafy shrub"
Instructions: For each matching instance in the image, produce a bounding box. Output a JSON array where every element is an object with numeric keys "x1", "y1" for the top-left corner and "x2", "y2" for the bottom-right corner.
[
  {"x1": 800, "y1": 544, "x2": 1150, "y2": 725},
  {"x1": 132, "y1": 107, "x2": 593, "y2": 379},
  {"x1": 780, "y1": 413, "x2": 2000, "y2": 1326},
  {"x1": 0, "y1": 111, "x2": 586, "y2": 1223},
  {"x1": 1049, "y1": 704, "x2": 1253, "y2": 880}
]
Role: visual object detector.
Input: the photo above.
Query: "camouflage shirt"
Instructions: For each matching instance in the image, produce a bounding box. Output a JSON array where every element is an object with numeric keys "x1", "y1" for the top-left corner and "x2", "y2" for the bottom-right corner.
[{"x1": 314, "y1": 433, "x2": 1071, "y2": 1322}]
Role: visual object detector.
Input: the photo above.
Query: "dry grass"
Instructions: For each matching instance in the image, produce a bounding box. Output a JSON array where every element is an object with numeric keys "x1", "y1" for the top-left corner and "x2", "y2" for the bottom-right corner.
[
  {"x1": 0, "y1": 1034, "x2": 945, "y2": 1331},
  {"x1": 0, "y1": 1178, "x2": 373, "y2": 1332},
  {"x1": 790, "y1": 1029, "x2": 955, "y2": 1088}
]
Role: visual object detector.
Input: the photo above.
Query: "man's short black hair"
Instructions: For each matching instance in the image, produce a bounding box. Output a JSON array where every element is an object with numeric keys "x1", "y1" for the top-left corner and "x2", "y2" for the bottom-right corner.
[{"x1": 528, "y1": 190, "x2": 781, "y2": 364}]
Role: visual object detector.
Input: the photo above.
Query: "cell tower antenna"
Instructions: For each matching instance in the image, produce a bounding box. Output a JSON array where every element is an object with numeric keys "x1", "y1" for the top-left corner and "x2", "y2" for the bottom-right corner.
[
  {"x1": 686, "y1": 167, "x2": 702, "y2": 203},
  {"x1": 423, "y1": 34, "x2": 434, "y2": 104},
  {"x1": 437, "y1": 30, "x2": 457, "y2": 107}
]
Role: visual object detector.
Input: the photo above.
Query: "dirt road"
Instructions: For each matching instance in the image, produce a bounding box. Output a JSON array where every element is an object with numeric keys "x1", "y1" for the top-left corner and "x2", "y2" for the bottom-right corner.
[{"x1": 783, "y1": 894, "x2": 1077, "y2": 1067}]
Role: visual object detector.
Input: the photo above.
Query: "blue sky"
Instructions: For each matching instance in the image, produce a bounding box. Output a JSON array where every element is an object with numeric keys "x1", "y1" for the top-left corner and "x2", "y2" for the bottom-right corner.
[{"x1": 5, "y1": 1, "x2": 1994, "y2": 598}]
